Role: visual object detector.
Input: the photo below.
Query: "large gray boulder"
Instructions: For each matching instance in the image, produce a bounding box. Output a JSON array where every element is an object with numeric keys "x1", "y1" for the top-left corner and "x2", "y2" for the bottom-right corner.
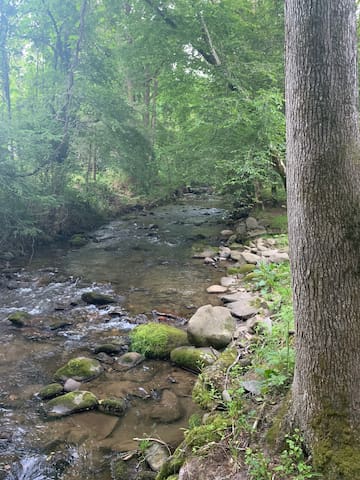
[{"x1": 187, "y1": 305, "x2": 236, "y2": 349}]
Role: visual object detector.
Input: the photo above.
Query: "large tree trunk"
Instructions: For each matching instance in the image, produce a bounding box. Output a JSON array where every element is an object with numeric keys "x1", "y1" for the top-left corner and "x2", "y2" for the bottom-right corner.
[{"x1": 285, "y1": 0, "x2": 360, "y2": 477}]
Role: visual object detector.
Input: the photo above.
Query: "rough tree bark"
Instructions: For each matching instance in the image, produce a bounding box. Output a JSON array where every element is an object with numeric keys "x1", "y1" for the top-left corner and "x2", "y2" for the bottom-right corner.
[{"x1": 286, "y1": 0, "x2": 360, "y2": 477}]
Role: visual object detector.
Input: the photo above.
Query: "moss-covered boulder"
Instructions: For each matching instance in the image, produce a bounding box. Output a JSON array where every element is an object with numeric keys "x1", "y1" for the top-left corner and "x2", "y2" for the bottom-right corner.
[
  {"x1": 69, "y1": 234, "x2": 88, "y2": 247},
  {"x1": 130, "y1": 323, "x2": 189, "y2": 359},
  {"x1": 170, "y1": 346, "x2": 218, "y2": 373},
  {"x1": 98, "y1": 397, "x2": 127, "y2": 416},
  {"x1": 44, "y1": 391, "x2": 98, "y2": 417},
  {"x1": 227, "y1": 263, "x2": 256, "y2": 275},
  {"x1": 38, "y1": 383, "x2": 64, "y2": 400},
  {"x1": 7, "y1": 311, "x2": 32, "y2": 327},
  {"x1": 187, "y1": 305, "x2": 236, "y2": 349},
  {"x1": 81, "y1": 291, "x2": 116, "y2": 305},
  {"x1": 54, "y1": 357, "x2": 102, "y2": 382}
]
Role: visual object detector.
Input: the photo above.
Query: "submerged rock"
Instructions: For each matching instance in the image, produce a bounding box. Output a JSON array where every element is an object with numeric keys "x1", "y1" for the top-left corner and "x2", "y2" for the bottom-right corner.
[
  {"x1": 130, "y1": 323, "x2": 189, "y2": 359},
  {"x1": 44, "y1": 391, "x2": 98, "y2": 417},
  {"x1": 187, "y1": 305, "x2": 236, "y2": 349},
  {"x1": 150, "y1": 389, "x2": 183, "y2": 423},
  {"x1": 54, "y1": 357, "x2": 102, "y2": 382},
  {"x1": 170, "y1": 346, "x2": 219, "y2": 373},
  {"x1": 98, "y1": 397, "x2": 127, "y2": 416},
  {"x1": 81, "y1": 291, "x2": 116, "y2": 305},
  {"x1": 115, "y1": 352, "x2": 145, "y2": 370}
]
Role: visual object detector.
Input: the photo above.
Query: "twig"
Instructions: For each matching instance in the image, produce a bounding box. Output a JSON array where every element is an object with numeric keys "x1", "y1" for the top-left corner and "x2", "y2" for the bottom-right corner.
[{"x1": 133, "y1": 437, "x2": 172, "y2": 456}]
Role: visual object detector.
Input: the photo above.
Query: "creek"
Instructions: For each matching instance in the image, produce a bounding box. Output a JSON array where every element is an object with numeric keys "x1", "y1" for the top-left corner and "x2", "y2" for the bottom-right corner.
[{"x1": 0, "y1": 194, "x2": 230, "y2": 480}]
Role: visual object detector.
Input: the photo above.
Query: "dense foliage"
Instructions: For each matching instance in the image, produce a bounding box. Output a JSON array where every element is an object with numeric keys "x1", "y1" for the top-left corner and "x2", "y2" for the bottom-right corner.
[{"x1": 0, "y1": 0, "x2": 285, "y2": 252}]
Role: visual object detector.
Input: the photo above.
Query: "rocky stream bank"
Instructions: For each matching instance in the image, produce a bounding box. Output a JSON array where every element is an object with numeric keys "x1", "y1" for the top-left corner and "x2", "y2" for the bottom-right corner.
[{"x1": 0, "y1": 198, "x2": 290, "y2": 480}]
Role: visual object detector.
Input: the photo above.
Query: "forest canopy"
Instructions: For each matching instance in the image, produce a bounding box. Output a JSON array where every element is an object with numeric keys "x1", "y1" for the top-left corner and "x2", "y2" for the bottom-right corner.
[{"x1": 0, "y1": 0, "x2": 285, "y2": 250}]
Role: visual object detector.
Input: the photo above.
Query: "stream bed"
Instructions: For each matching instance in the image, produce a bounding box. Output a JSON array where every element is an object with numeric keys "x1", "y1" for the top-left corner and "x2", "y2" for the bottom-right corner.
[{"x1": 0, "y1": 194, "x2": 230, "y2": 479}]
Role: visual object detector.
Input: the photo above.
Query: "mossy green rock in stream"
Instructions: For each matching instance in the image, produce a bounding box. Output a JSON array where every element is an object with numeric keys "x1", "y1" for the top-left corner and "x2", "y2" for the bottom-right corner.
[
  {"x1": 170, "y1": 346, "x2": 219, "y2": 373},
  {"x1": 54, "y1": 357, "x2": 102, "y2": 382},
  {"x1": 38, "y1": 383, "x2": 64, "y2": 400},
  {"x1": 44, "y1": 391, "x2": 98, "y2": 417},
  {"x1": 227, "y1": 263, "x2": 256, "y2": 275},
  {"x1": 98, "y1": 397, "x2": 127, "y2": 416},
  {"x1": 130, "y1": 323, "x2": 189, "y2": 359},
  {"x1": 81, "y1": 291, "x2": 116, "y2": 305},
  {"x1": 69, "y1": 234, "x2": 88, "y2": 247},
  {"x1": 7, "y1": 311, "x2": 32, "y2": 327}
]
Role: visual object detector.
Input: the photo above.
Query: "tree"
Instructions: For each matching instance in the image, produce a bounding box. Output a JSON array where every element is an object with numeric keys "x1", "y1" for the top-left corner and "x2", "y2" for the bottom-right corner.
[{"x1": 286, "y1": 0, "x2": 360, "y2": 477}]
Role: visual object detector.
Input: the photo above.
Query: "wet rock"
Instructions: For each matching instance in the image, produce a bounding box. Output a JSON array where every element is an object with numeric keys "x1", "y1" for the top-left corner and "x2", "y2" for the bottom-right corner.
[
  {"x1": 63, "y1": 378, "x2": 82, "y2": 392},
  {"x1": 47, "y1": 317, "x2": 73, "y2": 330},
  {"x1": 111, "y1": 459, "x2": 128, "y2": 479},
  {"x1": 150, "y1": 389, "x2": 183, "y2": 423},
  {"x1": 206, "y1": 285, "x2": 227, "y2": 294},
  {"x1": 170, "y1": 346, "x2": 219, "y2": 373},
  {"x1": 145, "y1": 443, "x2": 169, "y2": 471},
  {"x1": 95, "y1": 352, "x2": 114, "y2": 364},
  {"x1": 187, "y1": 305, "x2": 236, "y2": 349},
  {"x1": 98, "y1": 397, "x2": 127, "y2": 416},
  {"x1": 93, "y1": 343, "x2": 124, "y2": 355},
  {"x1": 44, "y1": 391, "x2": 98, "y2": 417},
  {"x1": 54, "y1": 357, "x2": 103, "y2": 382},
  {"x1": 38, "y1": 383, "x2": 64, "y2": 400},
  {"x1": 7, "y1": 311, "x2": 32, "y2": 327},
  {"x1": 130, "y1": 323, "x2": 189, "y2": 359},
  {"x1": 115, "y1": 352, "x2": 145, "y2": 370},
  {"x1": 81, "y1": 291, "x2": 116, "y2": 305}
]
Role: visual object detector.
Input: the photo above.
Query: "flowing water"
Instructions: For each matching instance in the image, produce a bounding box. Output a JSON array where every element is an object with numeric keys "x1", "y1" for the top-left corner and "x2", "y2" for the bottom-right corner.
[{"x1": 0, "y1": 195, "x2": 230, "y2": 479}]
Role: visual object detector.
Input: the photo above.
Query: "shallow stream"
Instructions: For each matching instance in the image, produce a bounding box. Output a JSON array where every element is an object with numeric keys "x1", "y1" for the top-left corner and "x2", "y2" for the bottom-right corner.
[{"x1": 0, "y1": 194, "x2": 230, "y2": 479}]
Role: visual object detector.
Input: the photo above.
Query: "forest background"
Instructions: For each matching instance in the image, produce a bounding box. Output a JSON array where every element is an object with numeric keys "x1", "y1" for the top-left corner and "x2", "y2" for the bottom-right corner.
[{"x1": 0, "y1": 0, "x2": 286, "y2": 253}]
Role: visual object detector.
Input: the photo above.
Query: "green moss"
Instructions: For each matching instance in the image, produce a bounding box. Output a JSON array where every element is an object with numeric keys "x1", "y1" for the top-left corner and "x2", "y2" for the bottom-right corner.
[
  {"x1": 155, "y1": 445, "x2": 186, "y2": 480},
  {"x1": 69, "y1": 234, "x2": 88, "y2": 247},
  {"x1": 8, "y1": 311, "x2": 31, "y2": 327},
  {"x1": 183, "y1": 413, "x2": 230, "y2": 451},
  {"x1": 266, "y1": 392, "x2": 292, "y2": 449},
  {"x1": 170, "y1": 346, "x2": 218, "y2": 372},
  {"x1": 54, "y1": 357, "x2": 102, "y2": 382},
  {"x1": 227, "y1": 264, "x2": 255, "y2": 275},
  {"x1": 38, "y1": 383, "x2": 64, "y2": 400},
  {"x1": 130, "y1": 323, "x2": 189, "y2": 359},
  {"x1": 311, "y1": 408, "x2": 360, "y2": 479},
  {"x1": 192, "y1": 346, "x2": 239, "y2": 409}
]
